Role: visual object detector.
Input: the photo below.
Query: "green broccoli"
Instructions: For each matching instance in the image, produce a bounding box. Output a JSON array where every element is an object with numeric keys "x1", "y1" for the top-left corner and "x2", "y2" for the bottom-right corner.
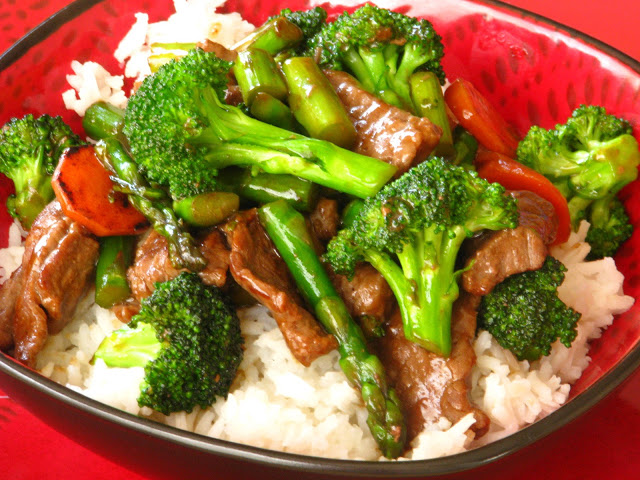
[
  {"x1": 303, "y1": 4, "x2": 445, "y2": 113},
  {"x1": 123, "y1": 48, "x2": 396, "y2": 200},
  {"x1": 93, "y1": 273, "x2": 243, "y2": 415},
  {"x1": 517, "y1": 105, "x2": 640, "y2": 257},
  {"x1": 0, "y1": 114, "x2": 84, "y2": 228},
  {"x1": 324, "y1": 157, "x2": 519, "y2": 357},
  {"x1": 274, "y1": 7, "x2": 327, "y2": 43},
  {"x1": 477, "y1": 256, "x2": 580, "y2": 362}
]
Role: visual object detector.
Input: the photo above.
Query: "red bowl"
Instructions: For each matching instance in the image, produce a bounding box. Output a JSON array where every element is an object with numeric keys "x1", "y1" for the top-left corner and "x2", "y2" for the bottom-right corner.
[{"x1": 1, "y1": 0, "x2": 639, "y2": 478}]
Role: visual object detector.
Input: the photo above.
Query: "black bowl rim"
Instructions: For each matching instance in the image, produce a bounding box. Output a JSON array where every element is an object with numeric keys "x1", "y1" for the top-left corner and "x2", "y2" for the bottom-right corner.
[{"x1": 1, "y1": 0, "x2": 639, "y2": 477}]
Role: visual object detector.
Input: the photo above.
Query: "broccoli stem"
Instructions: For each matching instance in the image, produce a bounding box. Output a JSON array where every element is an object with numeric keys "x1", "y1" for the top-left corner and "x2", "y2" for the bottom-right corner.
[
  {"x1": 233, "y1": 16, "x2": 303, "y2": 55},
  {"x1": 83, "y1": 101, "x2": 125, "y2": 140},
  {"x1": 95, "y1": 235, "x2": 135, "y2": 308},
  {"x1": 93, "y1": 321, "x2": 163, "y2": 368},
  {"x1": 281, "y1": 57, "x2": 356, "y2": 149},
  {"x1": 258, "y1": 200, "x2": 406, "y2": 459},
  {"x1": 249, "y1": 92, "x2": 298, "y2": 131},
  {"x1": 217, "y1": 167, "x2": 318, "y2": 211},
  {"x1": 233, "y1": 49, "x2": 289, "y2": 106},
  {"x1": 173, "y1": 191, "x2": 240, "y2": 227},
  {"x1": 95, "y1": 139, "x2": 206, "y2": 271},
  {"x1": 409, "y1": 71, "x2": 453, "y2": 155},
  {"x1": 193, "y1": 88, "x2": 396, "y2": 198}
]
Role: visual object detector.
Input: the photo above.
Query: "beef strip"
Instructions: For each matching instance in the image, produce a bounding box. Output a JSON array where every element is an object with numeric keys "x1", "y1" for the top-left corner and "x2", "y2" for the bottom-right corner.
[
  {"x1": 376, "y1": 292, "x2": 490, "y2": 441},
  {"x1": 0, "y1": 202, "x2": 100, "y2": 367},
  {"x1": 223, "y1": 209, "x2": 337, "y2": 366},
  {"x1": 0, "y1": 266, "x2": 23, "y2": 350},
  {"x1": 330, "y1": 263, "x2": 394, "y2": 326},
  {"x1": 309, "y1": 197, "x2": 340, "y2": 244},
  {"x1": 126, "y1": 228, "x2": 230, "y2": 302},
  {"x1": 462, "y1": 191, "x2": 557, "y2": 296},
  {"x1": 196, "y1": 39, "x2": 238, "y2": 62},
  {"x1": 324, "y1": 70, "x2": 442, "y2": 176}
]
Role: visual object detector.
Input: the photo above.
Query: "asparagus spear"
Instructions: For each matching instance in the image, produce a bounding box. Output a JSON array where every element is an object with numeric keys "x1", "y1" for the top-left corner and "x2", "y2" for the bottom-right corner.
[
  {"x1": 409, "y1": 71, "x2": 454, "y2": 155},
  {"x1": 232, "y1": 16, "x2": 303, "y2": 55},
  {"x1": 249, "y1": 92, "x2": 298, "y2": 131},
  {"x1": 258, "y1": 200, "x2": 406, "y2": 459},
  {"x1": 281, "y1": 57, "x2": 356, "y2": 149},
  {"x1": 95, "y1": 235, "x2": 135, "y2": 308},
  {"x1": 233, "y1": 48, "x2": 289, "y2": 106},
  {"x1": 94, "y1": 138, "x2": 206, "y2": 271},
  {"x1": 173, "y1": 191, "x2": 240, "y2": 227}
]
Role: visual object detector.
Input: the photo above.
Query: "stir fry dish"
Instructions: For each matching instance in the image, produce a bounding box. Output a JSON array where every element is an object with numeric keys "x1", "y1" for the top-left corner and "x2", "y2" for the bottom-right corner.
[{"x1": 0, "y1": 2, "x2": 637, "y2": 461}]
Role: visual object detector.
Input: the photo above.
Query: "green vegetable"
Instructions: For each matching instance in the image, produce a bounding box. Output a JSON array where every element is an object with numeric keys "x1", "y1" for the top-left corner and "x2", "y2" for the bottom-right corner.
[
  {"x1": 232, "y1": 16, "x2": 303, "y2": 55},
  {"x1": 249, "y1": 92, "x2": 298, "y2": 131},
  {"x1": 94, "y1": 273, "x2": 243, "y2": 415},
  {"x1": 94, "y1": 138, "x2": 206, "y2": 271},
  {"x1": 325, "y1": 157, "x2": 518, "y2": 356},
  {"x1": 517, "y1": 105, "x2": 640, "y2": 258},
  {"x1": 281, "y1": 56, "x2": 356, "y2": 148},
  {"x1": 95, "y1": 235, "x2": 135, "y2": 308},
  {"x1": 450, "y1": 125, "x2": 478, "y2": 168},
  {"x1": 173, "y1": 191, "x2": 240, "y2": 227},
  {"x1": 123, "y1": 48, "x2": 397, "y2": 200},
  {"x1": 83, "y1": 101, "x2": 125, "y2": 140},
  {"x1": 0, "y1": 114, "x2": 84, "y2": 228},
  {"x1": 217, "y1": 167, "x2": 318, "y2": 212},
  {"x1": 233, "y1": 48, "x2": 289, "y2": 106},
  {"x1": 409, "y1": 71, "x2": 453, "y2": 155},
  {"x1": 258, "y1": 200, "x2": 406, "y2": 459},
  {"x1": 303, "y1": 4, "x2": 444, "y2": 113},
  {"x1": 478, "y1": 256, "x2": 580, "y2": 361}
]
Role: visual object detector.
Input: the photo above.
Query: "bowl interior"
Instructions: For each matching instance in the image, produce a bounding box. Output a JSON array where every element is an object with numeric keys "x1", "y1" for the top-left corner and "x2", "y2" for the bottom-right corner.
[{"x1": 1, "y1": 0, "x2": 639, "y2": 476}]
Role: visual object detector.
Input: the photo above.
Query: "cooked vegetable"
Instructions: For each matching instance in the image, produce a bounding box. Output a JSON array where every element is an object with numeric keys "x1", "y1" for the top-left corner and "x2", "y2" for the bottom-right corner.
[
  {"x1": 123, "y1": 48, "x2": 397, "y2": 199},
  {"x1": 217, "y1": 167, "x2": 318, "y2": 211},
  {"x1": 444, "y1": 78, "x2": 520, "y2": 158},
  {"x1": 517, "y1": 105, "x2": 640, "y2": 257},
  {"x1": 409, "y1": 71, "x2": 453, "y2": 154},
  {"x1": 82, "y1": 101, "x2": 125, "y2": 140},
  {"x1": 258, "y1": 200, "x2": 406, "y2": 459},
  {"x1": 94, "y1": 138, "x2": 206, "y2": 271},
  {"x1": 303, "y1": 4, "x2": 444, "y2": 113},
  {"x1": 0, "y1": 114, "x2": 85, "y2": 229},
  {"x1": 95, "y1": 235, "x2": 135, "y2": 308},
  {"x1": 94, "y1": 272, "x2": 243, "y2": 415},
  {"x1": 173, "y1": 191, "x2": 240, "y2": 227},
  {"x1": 233, "y1": 48, "x2": 289, "y2": 106},
  {"x1": 325, "y1": 157, "x2": 519, "y2": 356},
  {"x1": 51, "y1": 145, "x2": 149, "y2": 236},
  {"x1": 478, "y1": 256, "x2": 580, "y2": 361},
  {"x1": 281, "y1": 56, "x2": 356, "y2": 148},
  {"x1": 248, "y1": 92, "x2": 298, "y2": 131},
  {"x1": 450, "y1": 125, "x2": 478, "y2": 168},
  {"x1": 475, "y1": 150, "x2": 571, "y2": 245},
  {"x1": 232, "y1": 15, "x2": 304, "y2": 54}
]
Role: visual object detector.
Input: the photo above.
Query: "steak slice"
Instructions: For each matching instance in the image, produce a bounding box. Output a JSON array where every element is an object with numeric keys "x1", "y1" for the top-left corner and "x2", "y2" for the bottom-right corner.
[
  {"x1": 324, "y1": 70, "x2": 441, "y2": 176},
  {"x1": 376, "y1": 293, "x2": 490, "y2": 441},
  {"x1": 224, "y1": 209, "x2": 337, "y2": 366},
  {"x1": 1, "y1": 202, "x2": 100, "y2": 367}
]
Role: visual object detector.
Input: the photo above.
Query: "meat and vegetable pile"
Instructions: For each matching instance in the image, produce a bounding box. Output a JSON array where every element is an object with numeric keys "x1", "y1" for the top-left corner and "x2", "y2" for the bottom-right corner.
[{"x1": 0, "y1": 3, "x2": 637, "y2": 460}]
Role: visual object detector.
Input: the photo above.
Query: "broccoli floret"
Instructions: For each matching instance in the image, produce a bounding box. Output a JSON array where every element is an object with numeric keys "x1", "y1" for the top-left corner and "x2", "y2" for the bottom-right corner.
[
  {"x1": 93, "y1": 273, "x2": 243, "y2": 415},
  {"x1": 124, "y1": 48, "x2": 396, "y2": 200},
  {"x1": 478, "y1": 256, "x2": 580, "y2": 362},
  {"x1": 0, "y1": 114, "x2": 84, "y2": 228},
  {"x1": 325, "y1": 157, "x2": 518, "y2": 356},
  {"x1": 517, "y1": 105, "x2": 640, "y2": 257},
  {"x1": 584, "y1": 196, "x2": 633, "y2": 259},
  {"x1": 303, "y1": 4, "x2": 444, "y2": 113}
]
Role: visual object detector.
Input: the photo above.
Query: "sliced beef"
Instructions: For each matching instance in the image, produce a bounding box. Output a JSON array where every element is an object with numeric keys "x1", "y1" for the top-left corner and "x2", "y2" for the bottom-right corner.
[
  {"x1": 223, "y1": 209, "x2": 337, "y2": 366},
  {"x1": 0, "y1": 266, "x2": 23, "y2": 350},
  {"x1": 462, "y1": 191, "x2": 557, "y2": 296},
  {"x1": 462, "y1": 227, "x2": 548, "y2": 296},
  {"x1": 324, "y1": 70, "x2": 442, "y2": 176},
  {"x1": 376, "y1": 293, "x2": 489, "y2": 441},
  {"x1": 0, "y1": 202, "x2": 100, "y2": 367},
  {"x1": 330, "y1": 263, "x2": 394, "y2": 326},
  {"x1": 509, "y1": 190, "x2": 558, "y2": 244},
  {"x1": 126, "y1": 229, "x2": 230, "y2": 302},
  {"x1": 309, "y1": 197, "x2": 340, "y2": 244}
]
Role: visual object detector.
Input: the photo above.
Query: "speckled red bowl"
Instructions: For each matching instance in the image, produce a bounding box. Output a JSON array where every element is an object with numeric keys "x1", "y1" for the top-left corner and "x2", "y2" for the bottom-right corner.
[{"x1": 0, "y1": 0, "x2": 639, "y2": 478}]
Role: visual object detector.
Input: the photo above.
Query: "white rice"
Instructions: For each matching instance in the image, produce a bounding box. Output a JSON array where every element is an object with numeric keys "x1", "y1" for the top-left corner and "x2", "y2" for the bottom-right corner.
[{"x1": 38, "y1": 0, "x2": 635, "y2": 461}]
